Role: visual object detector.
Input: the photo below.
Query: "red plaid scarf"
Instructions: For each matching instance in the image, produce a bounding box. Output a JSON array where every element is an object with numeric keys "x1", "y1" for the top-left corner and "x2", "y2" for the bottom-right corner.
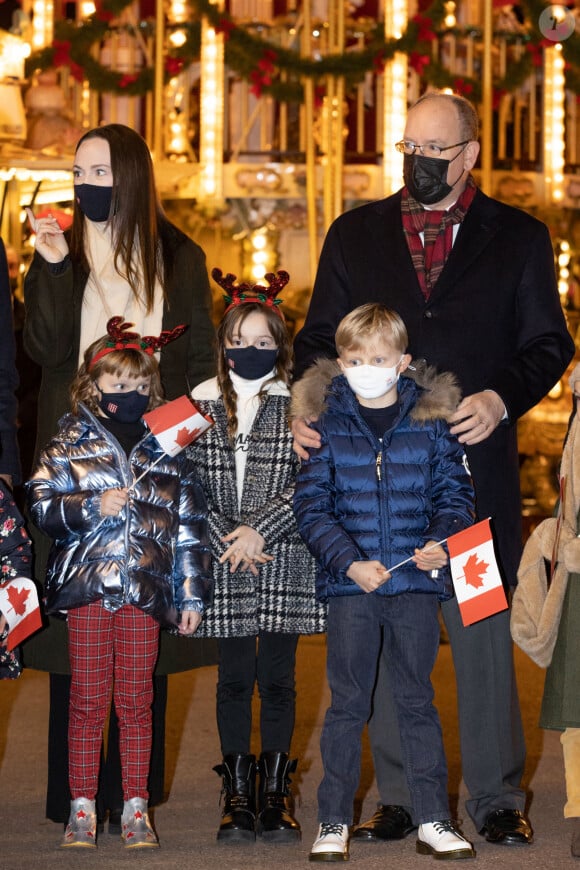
[{"x1": 401, "y1": 175, "x2": 477, "y2": 300}]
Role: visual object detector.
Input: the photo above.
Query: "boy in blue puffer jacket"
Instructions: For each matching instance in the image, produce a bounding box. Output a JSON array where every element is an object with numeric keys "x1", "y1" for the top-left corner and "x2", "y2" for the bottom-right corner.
[{"x1": 292, "y1": 303, "x2": 475, "y2": 862}]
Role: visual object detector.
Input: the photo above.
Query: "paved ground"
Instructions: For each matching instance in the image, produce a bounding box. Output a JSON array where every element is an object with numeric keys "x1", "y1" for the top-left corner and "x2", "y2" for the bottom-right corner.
[{"x1": 1, "y1": 634, "x2": 578, "y2": 868}]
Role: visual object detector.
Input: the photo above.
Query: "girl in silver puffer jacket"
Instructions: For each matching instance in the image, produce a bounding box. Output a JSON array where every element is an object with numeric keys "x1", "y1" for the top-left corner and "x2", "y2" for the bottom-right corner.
[{"x1": 26, "y1": 320, "x2": 211, "y2": 850}]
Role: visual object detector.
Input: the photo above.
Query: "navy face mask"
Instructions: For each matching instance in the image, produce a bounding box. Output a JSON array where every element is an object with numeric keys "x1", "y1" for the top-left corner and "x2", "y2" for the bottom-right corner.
[
  {"x1": 75, "y1": 183, "x2": 113, "y2": 222},
  {"x1": 97, "y1": 390, "x2": 149, "y2": 423},
  {"x1": 225, "y1": 347, "x2": 278, "y2": 381}
]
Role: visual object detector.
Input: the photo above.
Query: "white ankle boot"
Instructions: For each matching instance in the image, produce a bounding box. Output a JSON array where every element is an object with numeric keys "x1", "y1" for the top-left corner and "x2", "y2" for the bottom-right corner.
[
  {"x1": 416, "y1": 820, "x2": 475, "y2": 859},
  {"x1": 309, "y1": 822, "x2": 349, "y2": 861}
]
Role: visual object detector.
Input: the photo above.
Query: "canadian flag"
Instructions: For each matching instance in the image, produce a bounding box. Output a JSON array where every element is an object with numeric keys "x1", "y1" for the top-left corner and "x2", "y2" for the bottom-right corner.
[
  {"x1": 144, "y1": 395, "x2": 213, "y2": 457},
  {"x1": 0, "y1": 578, "x2": 42, "y2": 651},
  {"x1": 447, "y1": 519, "x2": 508, "y2": 626}
]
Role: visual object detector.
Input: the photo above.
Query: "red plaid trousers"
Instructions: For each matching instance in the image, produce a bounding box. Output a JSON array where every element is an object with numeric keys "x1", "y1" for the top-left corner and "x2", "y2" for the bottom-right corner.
[{"x1": 67, "y1": 601, "x2": 160, "y2": 801}]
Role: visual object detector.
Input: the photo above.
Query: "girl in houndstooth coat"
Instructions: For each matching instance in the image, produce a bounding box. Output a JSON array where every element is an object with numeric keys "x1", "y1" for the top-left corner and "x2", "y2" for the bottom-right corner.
[{"x1": 189, "y1": 269, "x2": 325, "y2": 846}]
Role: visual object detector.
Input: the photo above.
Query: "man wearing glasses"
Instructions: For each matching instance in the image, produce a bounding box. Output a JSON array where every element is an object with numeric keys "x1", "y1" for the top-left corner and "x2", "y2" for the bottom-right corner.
[{"x1": 293, "y1": 91, "x2": 574, "y2": 849}]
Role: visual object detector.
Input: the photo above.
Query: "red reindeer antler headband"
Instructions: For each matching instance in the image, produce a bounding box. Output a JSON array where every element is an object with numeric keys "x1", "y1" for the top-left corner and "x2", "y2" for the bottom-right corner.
[
  {"x1": 88, "y1": 317, "x2": 189, "y2": 370},
  {"x1": 212, "y1": 267, "x2": 289, "y2": 320}
]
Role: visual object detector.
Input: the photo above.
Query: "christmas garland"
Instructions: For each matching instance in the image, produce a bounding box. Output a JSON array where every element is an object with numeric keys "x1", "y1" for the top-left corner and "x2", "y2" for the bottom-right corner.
[{"x1": 24, "y1": 0, "x2": 580, "y2": 102}]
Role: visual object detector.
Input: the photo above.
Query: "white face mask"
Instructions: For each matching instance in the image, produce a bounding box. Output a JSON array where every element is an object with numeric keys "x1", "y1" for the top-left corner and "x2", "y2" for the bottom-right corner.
[{"x1": 342, "y1": 359, "x2": 402, "y2": 400}]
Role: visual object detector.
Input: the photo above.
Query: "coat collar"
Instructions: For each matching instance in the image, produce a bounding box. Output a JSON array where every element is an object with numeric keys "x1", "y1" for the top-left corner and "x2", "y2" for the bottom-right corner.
[{"x1": 360, "y1": 187, "x2": 501, "y2": 302}]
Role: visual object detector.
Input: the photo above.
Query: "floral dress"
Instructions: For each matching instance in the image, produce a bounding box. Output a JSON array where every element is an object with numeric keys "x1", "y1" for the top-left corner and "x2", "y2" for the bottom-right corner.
[{"x1": 0, "y1": 481, "x2": 33, "y2": 679}]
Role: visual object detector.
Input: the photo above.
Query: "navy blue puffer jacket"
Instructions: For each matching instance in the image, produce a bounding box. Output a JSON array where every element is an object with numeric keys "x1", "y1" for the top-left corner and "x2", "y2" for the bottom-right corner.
[
  {"x1": 293, "y1": 365, "x2": 474, "y2": 602},
  {"x1": 26, "y1": 404, "x2": 212, "y2": 628}
]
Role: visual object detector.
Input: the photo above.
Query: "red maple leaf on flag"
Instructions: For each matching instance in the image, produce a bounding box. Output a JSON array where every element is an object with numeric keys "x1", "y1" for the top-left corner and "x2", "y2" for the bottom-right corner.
[
  {"x1": 175, "y1": 426, "x2": 202, "y2": 448},
  {"x1": 6, "y1": 584, "x2": 30, "y2": 616},
  {"x1": 462, "y1": 553, "x2": 488, "y2": 589}
]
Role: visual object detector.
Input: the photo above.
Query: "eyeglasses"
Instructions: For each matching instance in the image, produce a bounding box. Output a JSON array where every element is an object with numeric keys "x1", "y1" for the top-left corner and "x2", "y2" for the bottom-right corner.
[{"x1": 395, "y1": 139, "x2": 470, "y2": 158}]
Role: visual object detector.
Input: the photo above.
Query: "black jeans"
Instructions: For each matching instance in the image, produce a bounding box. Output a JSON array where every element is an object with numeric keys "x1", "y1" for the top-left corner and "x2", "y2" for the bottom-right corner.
[
  {"x1": 217, "y1": 632, "x2": 299, "y2": 756},
  {"x1": 47, "y1": 672, "x2": 167, "y2": 823}
]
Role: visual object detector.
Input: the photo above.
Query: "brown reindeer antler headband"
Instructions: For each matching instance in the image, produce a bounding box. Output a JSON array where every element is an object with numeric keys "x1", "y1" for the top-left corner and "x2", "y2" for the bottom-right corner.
[
  {"x1": 212, "y1": 267, "x2": 289, "y2": 320},
  {"x1": 88, "y1": 317, "x2": 189, "y2": 370}
]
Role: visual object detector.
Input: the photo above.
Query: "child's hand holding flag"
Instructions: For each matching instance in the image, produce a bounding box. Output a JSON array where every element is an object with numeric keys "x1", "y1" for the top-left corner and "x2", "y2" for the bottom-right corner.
[{"x1": 387, "y1": 519, "x2": 508, "y2": 626}]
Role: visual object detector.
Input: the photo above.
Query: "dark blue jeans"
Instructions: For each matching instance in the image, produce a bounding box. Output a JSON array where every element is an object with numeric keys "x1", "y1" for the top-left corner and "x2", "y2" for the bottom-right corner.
[{"x1": 318, "y1": 591, "x2": 450, "y2": 825}]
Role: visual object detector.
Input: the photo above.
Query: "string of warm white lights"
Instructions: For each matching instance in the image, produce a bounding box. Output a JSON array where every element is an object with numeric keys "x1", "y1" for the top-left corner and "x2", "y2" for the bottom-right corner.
[
  {"x1": 31, "y1": 0, "x2": 54, "y2": 50},
  {"x1": 382, "y1": 0, "x2": 407, "y2": 196},
  {"x1": 544, "y1": 43, "x2": 566, "y2": 204},
  {"x1": 199, "y1": 2, "x2": 225, "y2": 206},
  {"x1": 166, "y1": 0, "x2": 192, "y2": 158}
]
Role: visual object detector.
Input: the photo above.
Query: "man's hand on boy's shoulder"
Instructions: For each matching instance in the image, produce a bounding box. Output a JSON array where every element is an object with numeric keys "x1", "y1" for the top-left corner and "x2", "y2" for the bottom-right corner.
[
  {"x1": 347, "y1": 560, "x2": 390, "y2": 593},
  {"x1": 291, "y1": 416, "x2": 321, "y2": 460},
  {"x1": 449, "y1": 390, "x2": 506, "y2": 446}
]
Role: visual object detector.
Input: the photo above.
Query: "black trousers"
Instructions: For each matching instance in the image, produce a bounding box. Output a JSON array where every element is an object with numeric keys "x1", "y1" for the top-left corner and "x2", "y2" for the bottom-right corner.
[
  {"x1": 47, "y1": 672, "x2": 167, "y2": 823},
  {"x1": 216, "y1": 631, "x2": 299, "y2": 756}
]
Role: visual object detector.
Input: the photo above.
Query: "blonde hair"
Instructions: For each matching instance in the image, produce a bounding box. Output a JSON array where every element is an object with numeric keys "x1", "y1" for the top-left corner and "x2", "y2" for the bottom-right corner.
[
  {"x1": 70, "y1": 337, "x2": 165, "y2": 416},
  {"x1": 335, "y1": 303, "x2": 408, "y2": 355}
]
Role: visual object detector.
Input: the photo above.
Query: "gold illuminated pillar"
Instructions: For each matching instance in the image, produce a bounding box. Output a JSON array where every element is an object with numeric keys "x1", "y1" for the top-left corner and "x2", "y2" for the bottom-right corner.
[
  {"x1": 153, "y1": 1, "x2": 166, "y2": 157},
  {"x1": 165, "y1": 1, "x2": 192, "y2": 158},
  {"x1": 480, "y1": 0, "x2": 493, "y2": 195},
  {"x1": 199, "y1": 3, "x2": 225, "y2": 208},
  {"x1": 544, "y1": 43, "x2": 566, "y2": 205},
  {"x1": 322, "y1": 0, "x2": 345, "y2": 229},
  {"x1": 302, "y1": 1, "x2": 319, "y2": 289},
  {"x1": 383, "y1": 0, "x2": 407, "y2": 195},
  {"x1": 76, "y1": 3, "x2": 98, "y2": 128},
  {"x1": 31, "y1": 0, "x2": 54, "y2": 49}
]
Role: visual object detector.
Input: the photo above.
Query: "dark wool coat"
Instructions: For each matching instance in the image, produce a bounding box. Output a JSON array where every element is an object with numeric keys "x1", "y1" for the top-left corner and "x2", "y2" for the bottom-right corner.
[
  {"x1": 24, "y1": 223, "x2": 216, "y2": 458},
  {"x1": 0, "y1": 239, "x2": 20, "y2": 483},
  {"x1": 293, "y1": 186, "x2": 575, "y2": 587},
  {"x1": 22, "y1": 224, "x2": 217, "y2": 673},
  {"x1": 188, "y1": 378, "x2": 326, "y2": 637},
  {"x1": 292, "y1": 361, "x2": 474, "y2": 602}
]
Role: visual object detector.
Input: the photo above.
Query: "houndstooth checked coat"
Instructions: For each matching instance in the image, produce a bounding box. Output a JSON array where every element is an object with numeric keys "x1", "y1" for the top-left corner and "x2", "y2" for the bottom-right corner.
[{"x1": 188, "y1": 377, "x2": 326, "y2": 637}]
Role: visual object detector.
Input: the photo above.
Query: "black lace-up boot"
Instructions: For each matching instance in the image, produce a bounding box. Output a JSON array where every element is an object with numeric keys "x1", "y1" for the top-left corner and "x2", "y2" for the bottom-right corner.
[
  {"x1": 257, "y1": 751, "x2": 301, "y2": 842},
  {"x1": 213, "y1": 753, "x2": 256, "y2": 842}
]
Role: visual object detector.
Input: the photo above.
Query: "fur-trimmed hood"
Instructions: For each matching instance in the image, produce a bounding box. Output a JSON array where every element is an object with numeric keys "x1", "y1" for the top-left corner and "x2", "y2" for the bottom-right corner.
[{"x1": 291, "y1": 357, "x2": 461, "y2": 423}]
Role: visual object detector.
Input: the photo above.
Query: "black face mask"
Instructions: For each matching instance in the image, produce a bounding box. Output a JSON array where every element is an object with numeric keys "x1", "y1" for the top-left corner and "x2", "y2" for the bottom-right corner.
[
  {"x1": 225, "y1": 347, "x2": 278, "y2": 381},
  {"x1": 403, "y1": 149, "x2": 466, "y2": 206},
  {"x1": 98, "y1": 390, "x2": 150, "y2": 424},
  {"x1": 75, "y1": 183, "x2": 113, "y2": 222}
]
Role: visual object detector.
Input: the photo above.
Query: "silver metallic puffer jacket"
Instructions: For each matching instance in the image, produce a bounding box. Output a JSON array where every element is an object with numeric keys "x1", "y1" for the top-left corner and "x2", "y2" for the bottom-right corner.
[{"x1": 26, "y1": 404, "x2": 212, "y2": 629}]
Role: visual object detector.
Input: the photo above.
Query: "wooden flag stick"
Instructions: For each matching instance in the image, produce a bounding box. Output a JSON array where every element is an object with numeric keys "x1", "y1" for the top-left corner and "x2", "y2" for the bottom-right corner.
[{"x1": 127, "y1": 453, "x2": 165, "y2": 493}]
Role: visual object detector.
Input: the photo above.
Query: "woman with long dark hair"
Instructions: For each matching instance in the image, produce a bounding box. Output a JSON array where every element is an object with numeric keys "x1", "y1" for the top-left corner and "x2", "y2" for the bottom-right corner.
[{"x1": 23, "y1": 123, "x2": 216, "y2": 831}]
